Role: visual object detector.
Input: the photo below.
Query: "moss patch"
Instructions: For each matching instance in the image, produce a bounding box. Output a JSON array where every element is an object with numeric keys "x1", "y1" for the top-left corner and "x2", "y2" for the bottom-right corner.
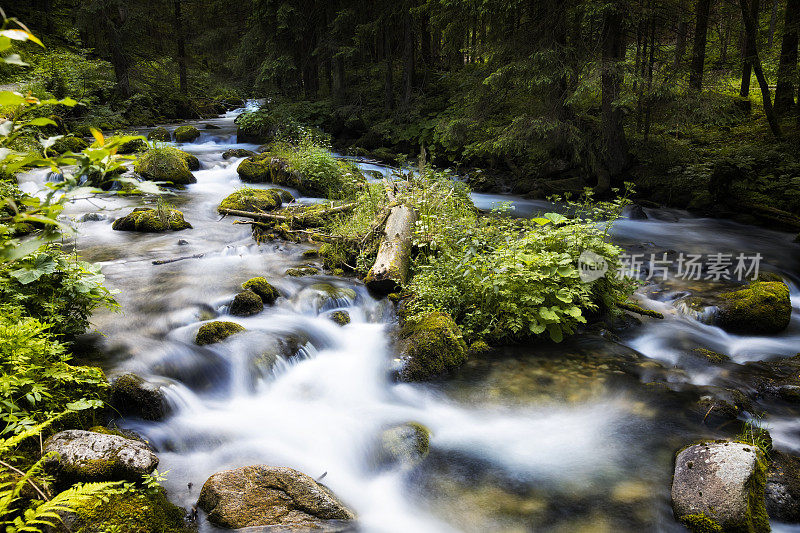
[
  {"x1": 223, "y1": 148, "x2": 254, "y2": 159},
  {"x1": 111, "y1": 207, "x2": 192, "y2": 233},
  {"x1": 218, "y1": 188, "x2": 289, "y2": 213},
  {"x1": 229, "y1": 290, "x2": 263, "y2": 316},
  {"x1": 679, "y1": 514, "x2": 723, "y2": 533},
  {"x1": 716, "y1": 281, "x2": 792, "y2": 335},
  {"x1": 50, "y1": 135, "x2": 89, "y2": 154},
  {"x1": 73, "y1": 487, "x2": 193, "y2": 533},
  {"x1": 285, "y1": 266, "x2": 320, "y2": 277},
  {"x1": 196, "y1": 321, "x2": 245, "y2": 345},
  {"x1": 173, "y1": 125, "x2": 200, "y2": 143},
  {"x1": 147, "y1": 126, "x2": 171, "y2": 142},
  {"x1": 135, "y1": 147, "x2": 197, "y2": 186},
  {"x1": 329, "y1": 310, "x2": 350, "y2": 326},
  {"x1": 241, "y1": 277, "x2": 279, "y2": 304},
  {"x1": 692, "y1": 348, "x2": 731, "y2": 364},
  {"x1": 399, "y1": 312, "x2": 468, "y2": 381}
]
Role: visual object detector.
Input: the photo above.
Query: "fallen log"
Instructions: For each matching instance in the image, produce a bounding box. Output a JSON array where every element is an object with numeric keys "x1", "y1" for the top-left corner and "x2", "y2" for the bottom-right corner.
[
  {"x1": 365, "y1": 203, "x2": 418, "y2": 294},
  {"x1": 152, "y1": 253, "x2": 205, "y2": 265}
]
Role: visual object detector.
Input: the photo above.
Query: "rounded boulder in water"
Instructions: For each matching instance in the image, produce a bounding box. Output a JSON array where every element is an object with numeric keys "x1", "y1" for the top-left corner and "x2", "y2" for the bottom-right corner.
[{"x1": 229, "y1": 290, "x2": 263, "y2": 317}]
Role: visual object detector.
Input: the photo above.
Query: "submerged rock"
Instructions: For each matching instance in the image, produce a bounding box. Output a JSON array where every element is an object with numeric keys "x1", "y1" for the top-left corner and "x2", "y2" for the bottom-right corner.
[
  {"x1": 242, "y1": 277, "x2": 279, "y2": 305},
  {"x1": 134, "y1": 147, "x2": 197, "y2": 185},
  {"x1": 285, "y1": 266, "x2": 320, "y2": 277},
  {"x1": 147, "y1": 126, "x2": 171, "y2": 142},
  {"x1": 329, "y1": 310, "x2": 350, "y2": 326},
  {"x1": 173, "y1": 125, "x2": 200, "y2": 143},
  {"x1": 377, "y1": 422, "x2": 431, "y2": 467},
  {"x1": 110, "y1": 373, "x2": 169, "y2": 421},
  {"x1": 222, "y1": 148, "x2": 255, "y2": 159},
  {"x1": 715, "y1": 281, "x2": 792, "y2": 335},
  {"x1": 671, "y1": 441, "x2": 769, "y2": 533},
  {"x1": 766, "y1": 450, "x2": 800, "y2": 523},
  {"x1": 111, "y1": 207, "x2": 192, "y2": 232},
  {"x1": 196, "y1": 321, "x2": 245, "y2": 345},
  {"x1": 218, "y1": 188, "x2": 289, "y2": 213},
  {"x1": 691, "y1": 348, "x2": 731, "y2": 364},
  {"x1": 50, "y1": 135, "x2": 89, "y2": 154},
  {"x1": 197, "y1": 465, "x2": 355, "y2": 529},
  {"x1": 44, "y1": 430, "x2": 159, "y2": 485},
  {"x1": 398, "y1": 312, "x2": 468, "y2": 381},
  {"x1": 229, "y1": 290, "x2": 263, "y2": 316}
]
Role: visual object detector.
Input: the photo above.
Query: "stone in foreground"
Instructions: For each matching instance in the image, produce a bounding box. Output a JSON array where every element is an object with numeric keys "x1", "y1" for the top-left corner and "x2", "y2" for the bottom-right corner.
[
  {"x1": 44, "y1": 430, "x2": 158, "y2": 485},
  {"x1": 671, "y1": 441, "x2": 769, "y2": 533},
  {"x1": 197, "y1": 465, "x2": 355, "y2": 530}
]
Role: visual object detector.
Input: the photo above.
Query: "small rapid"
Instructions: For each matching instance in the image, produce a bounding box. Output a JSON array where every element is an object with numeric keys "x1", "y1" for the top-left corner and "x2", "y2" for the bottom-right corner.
[{"x1": 18, "y1": 108, "x2": 800, "y2": 532}]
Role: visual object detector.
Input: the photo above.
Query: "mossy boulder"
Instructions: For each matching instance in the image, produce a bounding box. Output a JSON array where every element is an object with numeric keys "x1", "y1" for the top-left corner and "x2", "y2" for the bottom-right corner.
[
  {"x1": 716, "y1": 281, "x2": 792, "y2": 335},
  {"x1": 377, "y1": 422, "x2": 430, "y2": 467},
  {"x1": 229, "y1": 290, "x2": 263, "y2": 316},
  {"x1": 196, "y1": 321, "x2": 245, "y2": 345},
  {"x1": 50, "y1": 135, "x2": 89, "y2": 154},
  {"x1": 111, "y1": 207, "x2": 192, "y2": 232},
  {"x1": 398, "y1": 312, "x2": 468, "y2": 381},
  {"x1": 223, "y1": 148, "x2": 255, "y2": 159},
  {"x1": 766, "y1": 450, "x2": 800, "y2": 522},
  {"x1": 43, "y1": 430, "x2": 159, "y2": 486},
  {"x1": 114, "y1": 136, "x2": 148, "y2": 154},
  {"x1": 181, "y1": 151, "x2": 200, "y2": 170},
  {"x1": 692, "y1": 348, "x2": 731, "y2": 364},
  {"x1": 672, "y1": 441, "x2": 769, "y2": 533},
  {"x1": 173, "y1": 125, "x2": 200, "y2": 143},
  {"x1": 147, "y1": 126, "x2": 171, "y2": 142},
  {"x1": 236, "y1": 154, "x2": 344, "y2": 197},
  {"x1": 71, "y1": 487, "x2": 192, "y2": 533},
  {"x1": 285, "y1": 266, "x2": 320, "y2": 277},
  {"x1": 109, "y1": 373, "x2": 169, "y2": 421},
  {"x1": 236, "y1": 156, "x2": 272, "y2": 183},
  {"x1": 241, "y1": 277, "x2": 279, "y2": 304},
  {"x1": 197, "y1": 465, "x2": 355, "y2": 529},
  {"x1": 134, "y1": 147, "x2": 197, "y2": 185},
  {"x1": 329, "y1": 310, "x2": 350, "y2": 326},
  {"x1": 218, "y1": 188, "x2": 288, "y2": 213}
]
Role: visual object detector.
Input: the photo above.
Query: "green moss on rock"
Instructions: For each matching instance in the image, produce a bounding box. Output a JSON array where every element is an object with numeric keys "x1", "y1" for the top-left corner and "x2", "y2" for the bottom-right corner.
[
  {"x1": 173, "y1": 125, "x2": 200, "y2": 143},
  {"x1": 147, "y1": 126, "x2": 171, "y2": 142},
  {"x1": 134, "y1": 147, "x2": 197, "y2": 186},
  {"x1": 377, "y1": 422, "x2": 431, "y2": 466},
  {"x1": 242, "y1": 277, "x2": 279, "y2": 304},
  {"x1": 180, "y1": 151, "x2": 200, "y2": 171},
  {"x1": 285, "y1": 266, "x2": 320, "y2": 277},
  {"x1": 50, "y1": 135, "x2": 89, "y2": 154},
  {"x1": 114, "y1": 136, "x2": 148, "y2": 154},
  {"x1": 679, "y1": 514, "x2": 723, "y2": 533},
  {"x1": 223, "y1": 148, "x2": 255, "y2": 159},
  {"x1": 111, "y1": 207, "x2": 192, "y2": 232},
  {"x1": 110, "y1": 373, "x2": 168, "y2": 421},
  {"x1": 73, "y1": 487, "x2": 193, "y2": 533},
  {"x1": 399, "y1": 312, "x2": 468, "y2": 381},
  {"x1": 196, "y1": 321, "x2": 245, "y2": 345},
  {"x1": 716, "y1": 281, "x2": 792, "y2": 335},
  {"x1": 692, "y1": 348, "x2": 731, "y2": 364},
  {"x1": 229, "y1": 290, "x2": 263, "y2": 316},
  {"x1": 330, "y1": 310, "x2": 351, "y2": 326},
  {"x1": 218, "y1": 188, "x2": 288, "y2": 213}
]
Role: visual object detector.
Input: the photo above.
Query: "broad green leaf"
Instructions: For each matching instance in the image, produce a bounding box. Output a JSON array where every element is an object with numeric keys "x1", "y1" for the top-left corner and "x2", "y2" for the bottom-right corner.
[
  {"x1": 0, "y1": 29, "x2": 44, "y2": 47},
  {"x1": 27, "y1": 117, "x2": 57, "y2": 127},
  {"x1": 0, "y1": 91, "x2": 25, "y2": 106}
]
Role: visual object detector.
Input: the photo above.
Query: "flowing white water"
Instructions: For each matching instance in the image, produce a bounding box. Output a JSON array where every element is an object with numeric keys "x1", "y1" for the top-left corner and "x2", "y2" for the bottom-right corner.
[{"x1": 18, "y1": 107, "x2": 800, "y2": 531}]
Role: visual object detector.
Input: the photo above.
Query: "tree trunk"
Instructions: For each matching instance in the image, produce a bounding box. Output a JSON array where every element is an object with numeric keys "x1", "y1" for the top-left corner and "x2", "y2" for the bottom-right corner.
[
  {"x1": 740, "y1": 0, "x2": 760, "y2": 97},
  {"x1": 690, "y1": 0, "x2": 713, "y2": 90},
  {"x1": 775, "y1": 0, "x2": 800, "y2": 114},
  {"x1": 675, "y1": 20, "x2": 688, "y2": 69},
  {"x1": 332, "y1": 54, "x2": 346, "y2": 102},
  {"x1": 384, "y1": 30, "x2": 394, "y2": 111},
  {"x1": 365, "y1": 204, "x2": 418, "y2": 294},
  {"x1": 768, "y1": 0, "x2": 779, "y2": 47},
  {"x1": 739, "y1": 0, "x2": 782, "y2": 137},
  {"x1": 103, "y1": 3, "x2": 131, "y2": 98},
  {"x1": 598, "y1": 3, "x2": 629, "y2": 194},
  {"x1": 402, "y1": 8, "x2": 415, "y2": 107},
  {"x1": 173, "y1": 0, "x2": 188, "y2": 95}
]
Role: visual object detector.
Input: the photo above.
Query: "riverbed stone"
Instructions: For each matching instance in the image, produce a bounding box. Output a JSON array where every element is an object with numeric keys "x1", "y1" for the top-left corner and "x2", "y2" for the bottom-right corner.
[
  {"x1": 134, "y1": 147, "x2": 197, "y2": 185},
  {"x1": 173, "y1": 125, "x2": 200, "y2": 143},
  {"x1": 329, "y1": 310, "x2": 350, "y2": 326},
  {"x1": 147, "y1": 126, "x2": 170, "y2": 142},
  {"x1": 195, "y1": 321, "x2": 245, "y2": 345},
  {"x1": 715, "y1": 280, "x2": 792, "y2": 335},
  {"x1": 218, "y1": 188, "x2": 287, "y2": 213},
  {"x1": 398, "y1": 312, "x2": 468, "y2": 381},
  {"x1": 44, "y1": 430, "x2": 159, "y2": 485},
  {"x1": 671, "y1": 441, "x2": 769, "y2": 533},
  {"x1": 223, "y1": 148, "x2": 254, "y2": 159},
  {"x1": 109, "y1": 373, "x2": 169, "y2": 421},
  {"x1": 111, "y1": 207, "x2": 192, "y2": 232},
  {"x1": 766, "y1": 450, "x2": 800, "y2": 523},
  {"x1": 242, "y1": 277, "x2": 279, "y2": 304},
  {"x1": 229, "y1": 290, "x2": 263, "y2": 316},
  {"x1": 197, "y1": 465, "x2": 355, "y2": 529},
  {"x1": 51, "y1": 135, "x2": 89, "y2": 154},
  {"x1": 377, "y1": 422, "x2": 430, "y2": 467}
]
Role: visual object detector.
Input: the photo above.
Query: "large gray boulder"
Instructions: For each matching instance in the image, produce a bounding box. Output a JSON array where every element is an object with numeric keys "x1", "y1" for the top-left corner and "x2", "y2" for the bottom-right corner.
[
  {"x1": 671, "y1": 441, "x2": 769, "y2": 533},
  {"x1": 44, "y1": 430, "x2": 158, "y2": 486},
  {"x1": 197, "y1": 465, "x2": 354, "y2": 530}
]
